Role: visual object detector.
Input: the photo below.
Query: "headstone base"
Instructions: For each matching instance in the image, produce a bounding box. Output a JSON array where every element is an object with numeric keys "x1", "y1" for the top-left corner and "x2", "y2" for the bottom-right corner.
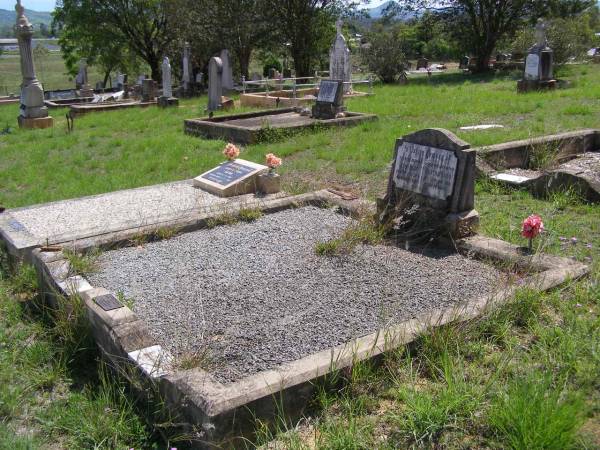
[
  {"x1": 18, "y1": 115, "x2": 54, "y2": 130},
  {"x1": 445, "y1": 209, "x2": 480, "y2": 239},
  {"x1": 78, "y1": 85, "x2": 94, "y2": 98},
  {"x1": 517, "y1": 79, "x2": 556, "y2": 93},
  {"x1": 158, "y1": 96, "x2": 179, "y2": 108},
  {"x1": 257, "y1": 173, "x2": 281, "y2": 195},
  {"x1": 311, "y1": 103, "x2": 346, "y2": 120}
]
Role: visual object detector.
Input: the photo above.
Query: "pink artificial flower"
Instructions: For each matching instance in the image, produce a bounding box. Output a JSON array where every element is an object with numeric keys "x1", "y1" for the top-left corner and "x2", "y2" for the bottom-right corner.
[
  {"x1": 521, "y1": 214, "x2": 544, "y2": 240},
  {"x1": 223, "y1": 143, "x2": 240, "y2": 161},
  {"x1": 265, "y1": 153, "x2": 282, "y2": 169}
]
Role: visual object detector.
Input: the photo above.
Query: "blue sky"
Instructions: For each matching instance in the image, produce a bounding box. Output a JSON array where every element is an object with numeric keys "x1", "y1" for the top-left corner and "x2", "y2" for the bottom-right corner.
[{"x1": 3, "y1": 0, "x2": 389, "y2": 12}]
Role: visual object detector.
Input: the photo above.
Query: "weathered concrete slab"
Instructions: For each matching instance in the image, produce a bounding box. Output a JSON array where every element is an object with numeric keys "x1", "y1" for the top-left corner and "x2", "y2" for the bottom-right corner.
[
  {"x1": 0, "y1": 180, "x2": 287, "y2": 260},
  {"x1": 184, "y1": 107, "x2": 378, "y2": 144}
]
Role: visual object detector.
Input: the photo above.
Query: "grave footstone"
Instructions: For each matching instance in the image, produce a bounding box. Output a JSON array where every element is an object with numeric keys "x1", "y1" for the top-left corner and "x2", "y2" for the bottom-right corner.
[
  {"x1": 14, "y1": 0, "x2": 53, "y2": 129},
  {"x1": 193, "y1": 158, "x2": 269, "y2": 197},
  {"x1": 377, "y1": 128, "x2": 479, "y2": 239},
  {"x1": 312, "y1": 79, "x2": 345, "y2": 120},
  {"x1": 330, "y1": 19, "x2": 352, "y2": 94},
  {"x1": 158, "y1": 56, "x2": 179, "y2": 108},
  {"x1": 208, "y1": 56, "x2": 223, "y2": 112},
  {"x1": 518, "y1": 19, "x2": 556, "y2": 92}
]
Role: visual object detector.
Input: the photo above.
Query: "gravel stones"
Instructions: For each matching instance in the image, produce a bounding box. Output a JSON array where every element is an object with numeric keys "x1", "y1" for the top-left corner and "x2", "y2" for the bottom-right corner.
[{"x1": 88, "y1": 206, "x2": 503, "y2": 383}]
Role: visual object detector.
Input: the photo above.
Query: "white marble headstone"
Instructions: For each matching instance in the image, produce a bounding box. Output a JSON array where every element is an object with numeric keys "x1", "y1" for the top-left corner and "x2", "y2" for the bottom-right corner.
[{"x1": 524, "y1": 54, "x2": 540, "y2": 81}]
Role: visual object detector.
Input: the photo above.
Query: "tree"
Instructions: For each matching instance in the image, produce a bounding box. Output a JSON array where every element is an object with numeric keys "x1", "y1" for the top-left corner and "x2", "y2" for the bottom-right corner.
[
  {"x1": 169, "y1": 0, "x2": 273, "y2": 79},
  {"x1": 390, "y1": 0, "x2": 595, "y2": 72},
  {"x1": 362, "y1": 27, "x2": 409, "y2": 82},
  {"x1": 267, "y1": 0, "x2": 364, "y2": 77},
  {"x1": 53, "y1": 0, "x2": 171, "y2": 81}
]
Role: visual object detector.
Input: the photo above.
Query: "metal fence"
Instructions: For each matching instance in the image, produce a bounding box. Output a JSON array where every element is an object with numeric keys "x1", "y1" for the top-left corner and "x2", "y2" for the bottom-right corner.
[{"x1": 241, "y1": 73, "x2": 374, "y2": 97}]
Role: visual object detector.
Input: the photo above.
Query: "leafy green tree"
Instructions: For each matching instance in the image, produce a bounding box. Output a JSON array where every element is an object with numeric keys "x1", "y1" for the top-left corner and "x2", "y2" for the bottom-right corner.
[
  {"x1": 362, "y1": 27, "x2": 409, "y2": 82},
  {"x1": 389, "y1": 0, "x2": 595, "y2": 72},
  {"x1": 266, "y1": 0, "x2": 365, "y2": 77},
  {"x1": 53, "y1": 0, "x2": 170, "y2": 81}
]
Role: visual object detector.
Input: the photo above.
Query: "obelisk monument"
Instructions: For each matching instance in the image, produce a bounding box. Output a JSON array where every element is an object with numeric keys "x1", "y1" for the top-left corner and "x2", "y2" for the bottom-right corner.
[{"x1": 15, "y1": 0, "x2": 53, "y2": 129}]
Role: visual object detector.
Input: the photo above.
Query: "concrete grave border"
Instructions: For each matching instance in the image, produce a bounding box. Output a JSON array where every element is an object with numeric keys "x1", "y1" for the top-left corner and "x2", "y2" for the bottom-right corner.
[
  {"x1": 475, "y1": 129, "x2": 600, "y2": 201},
  {"x1": 184, "y1": 107, "x2": 378, "y2": 144},
  {"x1": 23, "y1": 189, "x2": 588, "y2": 448}
]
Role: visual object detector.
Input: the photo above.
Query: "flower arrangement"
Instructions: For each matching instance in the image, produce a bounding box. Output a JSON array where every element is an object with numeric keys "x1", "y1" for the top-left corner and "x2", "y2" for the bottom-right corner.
[
  {"x1": 223, "y1": 143, "x2": 240, "y2": 161},
  {"x1": 521, "y1": 214, "x2": 544, "y2": 251},
  {"x1": 265, "y1": 153, "x2": 282, "y2": 173}
]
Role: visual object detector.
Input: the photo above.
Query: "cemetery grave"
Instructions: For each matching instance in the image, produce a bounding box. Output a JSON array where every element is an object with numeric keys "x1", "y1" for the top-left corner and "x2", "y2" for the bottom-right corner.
[
  {"x1": 476, "y1": 129, "x2": 600, "y2": 202},
  {"x1": 186, "y1": 80, "x2": 377, "y2": 144},
  {"x1": 0, "y1": 128, "x2": 588, "y2": 448}
]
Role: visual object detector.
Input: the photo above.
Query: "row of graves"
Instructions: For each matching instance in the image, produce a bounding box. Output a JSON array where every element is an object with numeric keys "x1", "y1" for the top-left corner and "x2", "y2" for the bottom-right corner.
[{"x1": 0, "y1": 122, "x2": 589, "y2": 447}]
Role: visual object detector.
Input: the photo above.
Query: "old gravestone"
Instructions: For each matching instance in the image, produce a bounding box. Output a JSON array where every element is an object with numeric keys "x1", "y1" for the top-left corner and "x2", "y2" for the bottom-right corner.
[
  {"x1": 182, "y1": 42, "x2": 194, "y2": 97},
  {"x1": 141, "y1": 78, "x2": 158, "y2": 103},
  {"x1": 312, "y1": 79, "x2": 345, "y2": 120},
  {"x1": 158, "y1": 56, "x2": 179, "y2": 108},
  {"x1": 377, "y1": 128, "x2": 479, "y2": 239},
  {"x1": 518, "y1": 19, "x2": 555, "y2": 92},
  {"x1": 220, "y1": 49, "x2": 234, "y2": 91},
  {"x1": 14, "y1": 0, "x2": 53, "y2": 129},
  {"x1": 193, "y1": 159, "x2": 269, "y2": 197},
  {"x1": 329, "y1": 19, "x2": 351, "y2": 94},
  {"x1": 207, "y1": 56, "x2": 223, "y2": 112},
  {"x1": 416, "y1": 57, "x2": 429, "y2": 70}
]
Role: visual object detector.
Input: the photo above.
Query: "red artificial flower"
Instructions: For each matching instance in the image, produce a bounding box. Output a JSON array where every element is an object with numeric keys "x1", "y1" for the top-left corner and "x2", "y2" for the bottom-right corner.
[{"x1": 521, "y1": 214, "x2": 544, "y2": 239}]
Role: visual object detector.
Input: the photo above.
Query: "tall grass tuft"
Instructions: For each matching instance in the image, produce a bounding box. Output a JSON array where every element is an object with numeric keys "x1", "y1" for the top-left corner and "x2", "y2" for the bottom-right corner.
[{"x1": 488, "y1": 373, "x2": 585, "y2": 450}]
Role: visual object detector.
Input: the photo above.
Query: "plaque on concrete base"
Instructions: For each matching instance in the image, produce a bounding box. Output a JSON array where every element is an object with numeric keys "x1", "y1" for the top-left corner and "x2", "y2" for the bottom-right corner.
[
  {"x1": 193, "y1": 158, "x2": 269, "y2": 197},
  {"x1": 378, "y1": 128, "x2": 479, "y2": 239}
]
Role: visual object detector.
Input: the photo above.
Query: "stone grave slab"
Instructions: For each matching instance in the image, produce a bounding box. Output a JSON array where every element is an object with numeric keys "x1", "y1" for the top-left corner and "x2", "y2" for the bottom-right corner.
[
  {"x1": 0, "y1": 180, "x2": 285, "y2": 259},
  {"x1": 185, "y1": 107, "x2": 377, "y2": 144},
  {"x1": 378, "y1": 128, "x2": 479, "y2": 239},
  {"x1": 193, "y1": 159, "x2": 269, "y2": 197}
]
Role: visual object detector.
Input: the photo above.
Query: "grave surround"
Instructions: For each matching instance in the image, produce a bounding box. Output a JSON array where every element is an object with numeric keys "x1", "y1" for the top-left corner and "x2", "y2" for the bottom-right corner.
[{"x1": 22, "y1": 188, "x2": 588, "y2": 449}]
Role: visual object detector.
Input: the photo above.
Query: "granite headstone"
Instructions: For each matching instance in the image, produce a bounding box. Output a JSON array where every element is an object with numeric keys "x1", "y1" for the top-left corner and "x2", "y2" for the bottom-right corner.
[
  {"x1": 312, "y1": 79, "x2": 345, "y2": 120},
  {"x1": 208, "y1": 56, "x2": 223, "y2": 112},
  {"x1": 378, "y1": 128, "x2": 479, "y2": 239}
]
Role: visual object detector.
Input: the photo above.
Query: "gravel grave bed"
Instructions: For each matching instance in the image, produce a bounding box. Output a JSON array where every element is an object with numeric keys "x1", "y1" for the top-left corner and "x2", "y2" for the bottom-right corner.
[{"x1": 88, "y1": 206, "x2": 505, "y2": 383}]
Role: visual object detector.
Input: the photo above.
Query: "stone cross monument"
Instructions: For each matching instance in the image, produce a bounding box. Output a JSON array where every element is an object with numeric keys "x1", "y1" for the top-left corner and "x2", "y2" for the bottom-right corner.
[
  {"x1": 14, "y1": 0, "x2": 53, "y2": 129},
  {"x1": 158, "y1": 56, "x2": 179, "y2": 107},
  {"x1": 329, "y1": 19, "x2": 351, "y2": 94},
  {"x1": 518, "y1": 19, "x2": 555, "y2": 92}
]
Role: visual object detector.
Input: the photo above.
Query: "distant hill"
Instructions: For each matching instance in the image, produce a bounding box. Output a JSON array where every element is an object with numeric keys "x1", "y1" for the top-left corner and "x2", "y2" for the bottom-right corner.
[
  {"x1": 0, "y1": 8, "x2": 52, "y2": 27},
  {"x1": 0, "y1": 8, "x2": 52, "y2": 37},
  {"x1": 364, "y1": 1, "x2": 416, "y2": 21}
]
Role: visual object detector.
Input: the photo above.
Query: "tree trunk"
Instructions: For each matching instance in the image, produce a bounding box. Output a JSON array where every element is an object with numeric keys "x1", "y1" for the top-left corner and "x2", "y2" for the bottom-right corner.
[
  {"x1": 291, "y1": 46, "x2": 312, "y2": 78},
  {"x1": 148, "y1": 52, "x2": 161, "y2": 82},
  {"x1": 237, "y1": 46, "x2": 252, "y2": 79}
]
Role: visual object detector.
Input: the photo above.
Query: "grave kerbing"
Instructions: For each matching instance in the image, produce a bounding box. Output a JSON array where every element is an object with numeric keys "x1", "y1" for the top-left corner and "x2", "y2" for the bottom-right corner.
[
  {"x1": 15, "y1": 0, "x2": 53, "y2": 129},
  {"x1": 377, "y1": 128, "x2": 479, "y2": 239}
]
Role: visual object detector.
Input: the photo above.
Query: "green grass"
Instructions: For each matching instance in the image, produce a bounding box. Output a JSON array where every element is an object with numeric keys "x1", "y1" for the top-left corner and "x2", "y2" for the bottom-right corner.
[
  {"x1": 0, "y1": 63, "x2": 599, "y2": 448},
  {"x1": 0, "y1": 51, "x2": 105, "y2": 95}
]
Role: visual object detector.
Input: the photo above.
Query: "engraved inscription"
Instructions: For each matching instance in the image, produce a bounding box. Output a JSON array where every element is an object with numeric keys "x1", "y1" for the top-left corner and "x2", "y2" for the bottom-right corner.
[
  {"x1": 317, "y1": 80, "x2": 339, "y2": 103},
  {"x1": 393, "y1": 142, "x2": 458, "y2": 200},
  {"x1": 201, "y1": 161, "x2": 256, "y2": 186}
]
